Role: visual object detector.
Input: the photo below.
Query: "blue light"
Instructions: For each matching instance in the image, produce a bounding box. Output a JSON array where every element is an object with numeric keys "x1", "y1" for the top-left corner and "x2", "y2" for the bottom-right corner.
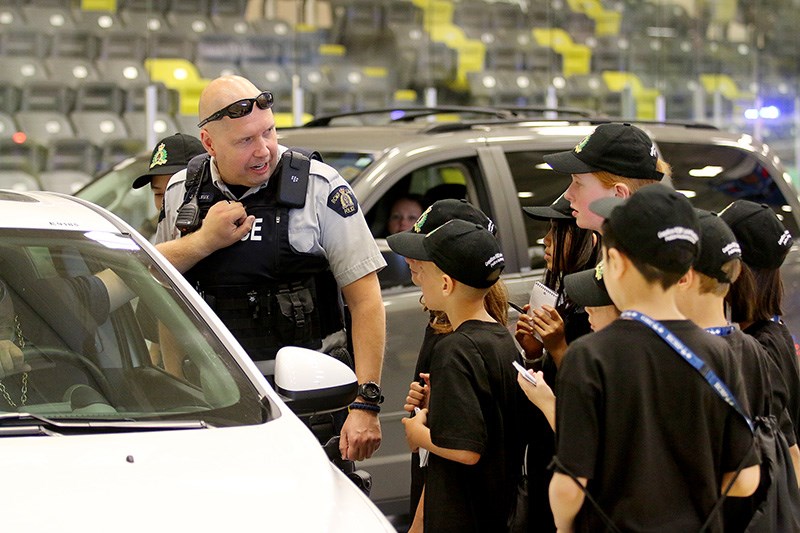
[
  {"x1": 760, "y1": 105, "x2": 780, "y2": 119},
  {"x1": 744, "y1": 106, "x2": 782, "y2": 120}
]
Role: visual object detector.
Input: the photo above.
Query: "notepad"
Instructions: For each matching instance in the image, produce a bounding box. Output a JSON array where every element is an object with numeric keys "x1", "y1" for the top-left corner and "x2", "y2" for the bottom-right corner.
[{"x1": 528, "y1": 281, "x2": 558, "y2": 341}]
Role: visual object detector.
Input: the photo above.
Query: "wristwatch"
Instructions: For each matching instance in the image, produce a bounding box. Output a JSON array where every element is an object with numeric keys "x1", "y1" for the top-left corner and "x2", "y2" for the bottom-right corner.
[{"x1": 357, "y1": 381, "x2": 384, "y2": 404}]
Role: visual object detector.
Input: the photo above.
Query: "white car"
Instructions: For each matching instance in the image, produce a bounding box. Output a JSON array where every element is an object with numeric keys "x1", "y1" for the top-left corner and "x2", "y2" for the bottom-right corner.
[{"x1": 0, "y1": 190, "x2": 394, "y2": 532}]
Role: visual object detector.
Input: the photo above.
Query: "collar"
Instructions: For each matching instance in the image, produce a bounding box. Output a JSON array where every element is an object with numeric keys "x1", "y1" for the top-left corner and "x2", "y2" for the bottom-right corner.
[
  {"x1": 705, "y1": 324, "x2": 736, "y2": 336},
  {"x1": 209, "y1": 149, "x2": 286, "y2": 201}
]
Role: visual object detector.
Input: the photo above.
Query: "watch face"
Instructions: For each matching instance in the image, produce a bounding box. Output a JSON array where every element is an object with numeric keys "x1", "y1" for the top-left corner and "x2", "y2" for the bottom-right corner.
[{"x1": 359, "y1": 382, "x2": 381, "y2": 402}]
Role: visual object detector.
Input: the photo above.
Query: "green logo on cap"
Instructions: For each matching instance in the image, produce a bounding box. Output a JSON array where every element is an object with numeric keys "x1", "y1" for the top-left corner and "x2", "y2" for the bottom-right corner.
[
  {"x1": 574, "y1": 133, "x2": 592, "y2": 154},
  {"x1": 594, "y1": 260, "x2": 604, "y2": 280},
  {"x1": 150, "y1": 143, "x2": 168, "y2": 169},
  {"x1": 413, "y1": 206, "x2": 432, "y2": 233}
]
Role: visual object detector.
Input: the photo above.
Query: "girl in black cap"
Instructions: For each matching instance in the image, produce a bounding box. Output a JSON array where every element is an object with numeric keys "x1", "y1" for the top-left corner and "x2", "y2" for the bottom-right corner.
[
  {"x1": 722, "y1": 200, "x2": 800, "y2": 448},
  {"x1": 516, "y1": 196, "x2": 599, "y2": 368},
  {"x1": 514, "y1": 195, "x2": 600, "y2": 533}
]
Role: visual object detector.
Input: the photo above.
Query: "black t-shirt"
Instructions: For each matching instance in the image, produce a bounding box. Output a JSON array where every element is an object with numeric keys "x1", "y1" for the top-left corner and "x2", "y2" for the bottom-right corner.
[
  {"x1": 722, "y1": 328, "x2": 795, "y2": 444},
  {"x1": 554, "y1": 319, "x2": 756, "y2": 533},
  {"x1": 424, "y1": 320, "x2": 525, "y2": 533},
  {"x1": 746, "y1": 319, "x2": 800, "y2": 445},
  {"x1": 409, "y1": 322, "x2": 443, "y2": 516}
]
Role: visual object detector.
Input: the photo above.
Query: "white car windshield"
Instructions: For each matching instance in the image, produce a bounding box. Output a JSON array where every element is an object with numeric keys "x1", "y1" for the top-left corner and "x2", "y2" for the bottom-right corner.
[{"x1": 0, "y1": 228, "x2": 270, "y2": 428}]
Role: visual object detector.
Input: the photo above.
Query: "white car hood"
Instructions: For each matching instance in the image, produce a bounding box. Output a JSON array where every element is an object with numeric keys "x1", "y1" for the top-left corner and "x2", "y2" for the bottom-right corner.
[{"x1": 0, "y1": 417, "x2": 392, "y2": 532}]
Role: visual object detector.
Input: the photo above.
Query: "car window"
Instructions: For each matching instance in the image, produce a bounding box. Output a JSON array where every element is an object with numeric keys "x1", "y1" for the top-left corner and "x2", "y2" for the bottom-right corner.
[
  {"x1": 372, "y1": 157, "x2": 485, "y2": 290},
  {"x1": 504, "y1": 151, "x2": 573, "y2": 269},
  {"x1": 658, "y1": 142, "x2": 800, "y2": 236},
  {"x1": 315, "y1": 151, "x2": 375, "y2": 182},
  {"x1": 0, "y1": 229, "x2": 268, "y2": 427},
  {"x1": 75, "y1": 155, "x2": 157, "y2": 239}
]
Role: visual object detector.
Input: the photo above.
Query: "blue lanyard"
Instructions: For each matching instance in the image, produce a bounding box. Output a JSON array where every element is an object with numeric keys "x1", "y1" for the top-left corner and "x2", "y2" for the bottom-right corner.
[
  {"x1": 621, "y1": 310, "x2": 753, "y2": 432},
  {"x1": 705, "y1": 325, "x2": 736, "y2": 337}
]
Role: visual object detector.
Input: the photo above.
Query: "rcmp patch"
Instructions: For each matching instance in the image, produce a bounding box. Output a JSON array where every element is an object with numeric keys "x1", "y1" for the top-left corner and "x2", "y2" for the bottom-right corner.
[
  {"x1": 327, "y1": 185, "x2": 359, "y2": 217},
  {"x1": 150, "y1": 142, "x2": 168, "y2": 169}
]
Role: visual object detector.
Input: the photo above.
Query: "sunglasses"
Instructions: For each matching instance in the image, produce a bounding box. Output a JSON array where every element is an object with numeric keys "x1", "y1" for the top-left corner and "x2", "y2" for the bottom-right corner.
[{"x1": 197, "y1": 91, "x2": 274, "y2": 128}]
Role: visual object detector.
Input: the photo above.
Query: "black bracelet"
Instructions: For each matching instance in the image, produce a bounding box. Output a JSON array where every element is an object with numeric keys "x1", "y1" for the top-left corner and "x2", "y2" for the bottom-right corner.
[{"x1": 349, "y1": 402, "x2": 381, "y2": 413}]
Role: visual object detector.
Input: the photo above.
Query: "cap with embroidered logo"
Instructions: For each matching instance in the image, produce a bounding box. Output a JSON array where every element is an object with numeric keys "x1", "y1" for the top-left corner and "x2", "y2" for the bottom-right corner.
[
  {"x1": 387, "y1": 219, "x2": 504, "y2": 289},
  {"x1": 133, "y1": 133, "x2": 206, "y2": 189},
  {"x1": 408, "y1": 198, "x2": 496, "y2": 235},
  {"x1": 694, "y1": 210, "x2": 742, "y2": 283},
  {"x1": 589, "y1": 183, "x2": 699, "y2": 273},
  {"x1": 543, "y1": 122, "x2": 663, "y2": 180},
  {"x1": 564, "y1": 262, "x2": 613, "y2": 307},
  {"x1": 719, "y1": 200, "x2": 793, "y2": 270}
]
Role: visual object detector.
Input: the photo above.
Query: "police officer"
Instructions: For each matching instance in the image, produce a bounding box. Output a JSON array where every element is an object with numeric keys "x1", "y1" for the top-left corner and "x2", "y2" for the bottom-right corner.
[{"x1": 155, "y1": 75, "x2": 386, "y2": 462}]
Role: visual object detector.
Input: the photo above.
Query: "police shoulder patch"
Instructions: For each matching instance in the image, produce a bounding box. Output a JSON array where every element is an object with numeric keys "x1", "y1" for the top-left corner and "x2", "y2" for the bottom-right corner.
[{"x1": 327, "y1": 185, "x2": 359, "y2": 218}]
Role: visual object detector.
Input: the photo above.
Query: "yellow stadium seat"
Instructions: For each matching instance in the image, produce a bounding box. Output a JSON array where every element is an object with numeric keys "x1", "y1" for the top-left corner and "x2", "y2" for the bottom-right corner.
[
  {"x1": 602, "y1": 71, "x2": 661, "y2": 120},
  {"x1": 412, "y1": 0, "x2": 454, "y2": 29},
  {"x1": 699, "y1": 74, "x2": 750, "y2": 100},
  {"x1": 533, "y1": 28, "x2": 591, "y2": 76},
  {"x1": 429, "y1": 24, "x2": 485, "y2": 92},
  {"x1": 144, "y1": 58, "x2": 210, "y2": 116}
]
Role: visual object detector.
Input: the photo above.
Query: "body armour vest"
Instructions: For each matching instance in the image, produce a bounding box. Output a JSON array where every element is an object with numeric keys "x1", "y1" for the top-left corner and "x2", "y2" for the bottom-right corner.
[{"x1": 181, "y1": 155, "x2": 344, "y2": 361}]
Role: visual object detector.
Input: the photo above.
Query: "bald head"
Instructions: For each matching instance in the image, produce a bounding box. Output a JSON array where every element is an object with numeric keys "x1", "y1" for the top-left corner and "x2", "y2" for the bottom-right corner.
[{"x1": 198, "y1": 75, "x2": 261, "y2": 125}]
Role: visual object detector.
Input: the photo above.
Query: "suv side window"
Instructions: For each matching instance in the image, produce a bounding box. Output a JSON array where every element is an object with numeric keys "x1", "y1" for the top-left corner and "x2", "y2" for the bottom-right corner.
[
  {"x1": 371, "y1": 157, "x2": 490, "y2": 289},
  {"x1": 658, "y1": 142, "x2": 800, "y2": 236},
  {"x1": 504, "y1": 151, "x2": 573, "y2": 269}
]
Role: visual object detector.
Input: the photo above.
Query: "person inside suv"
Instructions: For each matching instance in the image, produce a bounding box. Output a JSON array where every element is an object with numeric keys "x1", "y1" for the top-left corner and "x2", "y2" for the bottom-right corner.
[{"x1": 544, "y1": 122, "x2": 670, "y2": 232}]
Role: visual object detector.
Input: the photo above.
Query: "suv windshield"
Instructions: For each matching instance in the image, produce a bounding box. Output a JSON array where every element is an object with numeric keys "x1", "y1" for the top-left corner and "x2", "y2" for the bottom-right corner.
[{"x1": 0, "y1": 229, "x2": 268, "y2": 427}]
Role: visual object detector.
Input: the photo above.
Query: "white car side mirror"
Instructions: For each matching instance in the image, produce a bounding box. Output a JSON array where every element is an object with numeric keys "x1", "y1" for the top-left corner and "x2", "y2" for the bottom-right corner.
[{"x1": 274, "y1": 346, "x2": 358, "y2": 416}]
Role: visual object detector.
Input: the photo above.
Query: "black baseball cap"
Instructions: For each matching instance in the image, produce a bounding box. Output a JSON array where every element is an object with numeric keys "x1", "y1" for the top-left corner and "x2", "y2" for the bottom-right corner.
[
  {"x1": 590, "y1": 184, "x2": 700, "y2": 273},
  {"x1": 408, "y1": 198, "x2": 496, "y2": 235},
  {"x1": 133, "y1": 133, "x2": 206, "y2": 189},
  {"x1": 544, "y1": 123, "x2": 663, "y2": 180},
  {"x1": 387, "y1": 219, "x2": 505, "y2": 289},
  {"x1": 522, "y1": 193, "x2": 573, "y2": 221},
  {"x1": 564, "y1": 262, "x2": 613, "y2": 307},
  {"x1": 719, "y1": 200, "x2": 793, "y2": 270},
  {"x1": 694, "y1": 210, "x2": 742, "y2": 283}
]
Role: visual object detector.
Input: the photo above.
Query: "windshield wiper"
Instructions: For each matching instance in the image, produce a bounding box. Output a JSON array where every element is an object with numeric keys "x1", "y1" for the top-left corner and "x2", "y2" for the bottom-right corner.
[{"x1": 0, "y1": 412, "x2": 210, "y2": 436}]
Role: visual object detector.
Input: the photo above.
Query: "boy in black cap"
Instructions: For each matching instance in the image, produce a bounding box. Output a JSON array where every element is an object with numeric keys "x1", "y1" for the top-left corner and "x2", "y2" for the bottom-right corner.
[
  {"x1": 133, "y1": 132, "x2": 206, "y2": 212},
  {"x1": 544, "y1": 122, "x2": 670, "y2": 232},
  {"x1": 550, "y1": 184, "x2": 758, "y2": 532},
  {"x1": 389, "y1": 219, "x2": 524, "y2": 533},
  {"x1": 721, "y1": 200, "x2": 800, "y2": 446}
]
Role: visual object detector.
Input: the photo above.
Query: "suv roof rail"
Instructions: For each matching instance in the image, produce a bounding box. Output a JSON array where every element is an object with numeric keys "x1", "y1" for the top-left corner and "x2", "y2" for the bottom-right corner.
[
  {"x1": 303, "y1": 107, "x2": 516, "y2": 127},
  {"x1": 302, "y1": 105, "x2": 596, "y2": 127}
]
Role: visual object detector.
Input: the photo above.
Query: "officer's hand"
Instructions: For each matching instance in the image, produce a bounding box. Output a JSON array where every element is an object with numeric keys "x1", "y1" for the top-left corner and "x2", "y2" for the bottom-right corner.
[
  {"x1": 0, "y1": 339, "x2": 27, "y2": 379},
  {"x1": 339, "y1": 407, "x2": 382, "y2": 462},
  {"x1": 198, "y1": 201, "x2": 255, "y2": 252}
]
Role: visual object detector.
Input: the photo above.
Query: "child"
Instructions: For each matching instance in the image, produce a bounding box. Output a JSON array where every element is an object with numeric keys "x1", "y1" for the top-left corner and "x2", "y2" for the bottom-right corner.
[
  {"x1": 721, "y1": 200, "x2": 800, "y2": 446},
  {"x1": 550, "y1": 184, "x2": 759, "y2": 532},
  {"x1": 398, "y1": 198, "x2": 509, "y2": 518},
  {"x1": 517, "y1": 195, "x2": 599, "y2": 366},
  {"x1": 517, "y1": 262, "x2": 620, "y2": 433},
  {"x1": 388, "y1": 219, "x2": 524, "y2": 533},
  {"x1": 674, "y1": 209, "x2": 800, "y2": 531},
  {"x1": 543, "y1": 122, "x2": 670, "y2": 232},
  {"x1": 516, "y1": 195, "x2": 600, "y2": 533}
]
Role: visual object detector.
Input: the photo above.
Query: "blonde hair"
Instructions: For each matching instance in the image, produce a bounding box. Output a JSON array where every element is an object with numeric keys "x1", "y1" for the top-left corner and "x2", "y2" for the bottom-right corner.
[
  {"x1": 427, "y1": 279, "x2": 509, "y2": 334},
  {"x1": 592, "y1": 159, "x2": 672, "y2": 193},
  {"x1": 696, "y1": 260, "x2": 741, "y2": 297}
]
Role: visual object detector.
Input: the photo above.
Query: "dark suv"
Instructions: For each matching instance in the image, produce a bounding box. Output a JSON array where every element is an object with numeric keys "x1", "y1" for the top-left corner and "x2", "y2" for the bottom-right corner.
[{"x1": 77, "y1": 109, "x2": 800, "y2": 516}]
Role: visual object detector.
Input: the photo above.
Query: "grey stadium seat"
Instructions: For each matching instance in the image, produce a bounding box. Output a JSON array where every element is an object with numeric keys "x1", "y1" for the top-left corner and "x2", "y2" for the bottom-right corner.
[{"x1": 15, "y1": 110, "x2": 76, "y2": 144}]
